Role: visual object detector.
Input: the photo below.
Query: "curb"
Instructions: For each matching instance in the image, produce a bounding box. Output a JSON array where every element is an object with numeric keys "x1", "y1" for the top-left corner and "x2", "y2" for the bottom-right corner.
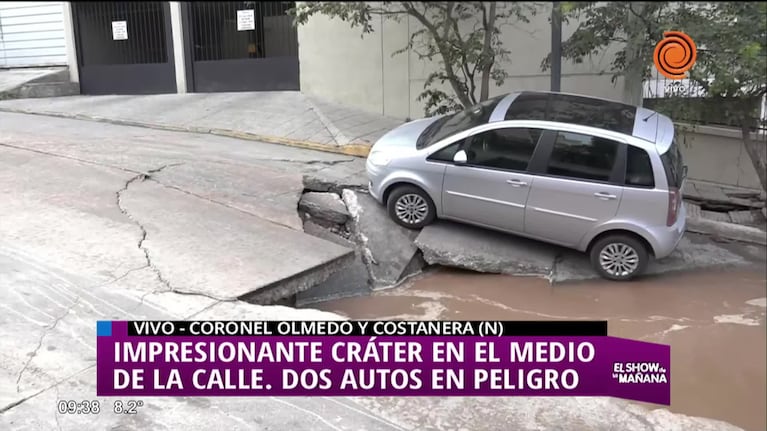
[
  {"x1": 0, "y1": 107, "x2": 373, "y2": 158},
  {"x1": 686, "y1": 216, "x2": 767, "y2": 246}
]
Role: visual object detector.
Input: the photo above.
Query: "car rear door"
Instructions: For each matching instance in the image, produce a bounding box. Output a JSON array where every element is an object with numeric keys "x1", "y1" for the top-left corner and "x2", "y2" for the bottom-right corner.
[
  {"x1": 523, "y1": 129, "x2": 626, "y2": 247},
  {"x1": 439, "y1": 127, "x2": 543, "y2": 233}
]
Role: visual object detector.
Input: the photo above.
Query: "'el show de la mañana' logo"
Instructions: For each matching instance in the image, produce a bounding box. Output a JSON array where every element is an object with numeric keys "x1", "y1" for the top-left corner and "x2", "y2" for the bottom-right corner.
[{"x1": 653, "y1": 31, "x2": 697, "y2": 80}]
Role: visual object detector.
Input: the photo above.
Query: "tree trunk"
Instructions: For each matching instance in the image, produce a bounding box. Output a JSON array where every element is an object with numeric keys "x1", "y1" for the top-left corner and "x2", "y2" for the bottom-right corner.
[
  {"x1": 623, "y1": 3, "x2": 646, "y2": 107},
  {"x1": 741, "y1": 123, "x2": 767, "y2": 192},
  {"x1": 479, "y1": 2, "x2": 497, "y2": 102}
]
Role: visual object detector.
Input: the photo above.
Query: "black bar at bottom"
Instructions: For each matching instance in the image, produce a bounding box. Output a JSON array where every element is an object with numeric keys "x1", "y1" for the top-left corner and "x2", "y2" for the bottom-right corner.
[{"x1": 127, "y1": 320, "x2": 608, "y2": 337}]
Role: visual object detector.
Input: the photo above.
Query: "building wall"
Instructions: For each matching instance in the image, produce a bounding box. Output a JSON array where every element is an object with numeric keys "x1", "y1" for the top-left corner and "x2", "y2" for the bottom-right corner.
[
  {"x1": 0, "y1": 1, "x2": 68, "y2": 67},
  {"x1": 297, "y1": 3, "x2": 625, "y2": 120},
  {"x1": 679, "y1": 125, "x2": 765, "y2": 190}
]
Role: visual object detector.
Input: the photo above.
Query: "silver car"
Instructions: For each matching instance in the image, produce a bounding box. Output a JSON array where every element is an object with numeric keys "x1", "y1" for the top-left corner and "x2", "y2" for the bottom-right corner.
[{"x1": 366, "y1": 91, "x2": 687, "y2": 281}]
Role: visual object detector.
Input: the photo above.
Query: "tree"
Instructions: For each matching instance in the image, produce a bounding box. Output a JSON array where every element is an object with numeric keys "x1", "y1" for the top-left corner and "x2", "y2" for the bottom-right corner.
[
  {"x1": 290, "y1": 2, "x2": 538, "y2": 116},
  {"x1": 674, "y1": 2, "x2": 767, "y2": 191},
  {"x1": 541, "y1": 2, "x2": 675, "y2": 106}
]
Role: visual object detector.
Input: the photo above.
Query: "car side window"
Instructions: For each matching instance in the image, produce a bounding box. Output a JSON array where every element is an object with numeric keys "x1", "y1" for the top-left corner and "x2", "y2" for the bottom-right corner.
[
  {"x1": 465, "y1": 128, "x2": 542, "y2": 171},
  {"x1": 427, "y1": 141, "x2": 462, "y2": 162},
  {"x1": 626, "y1": 145, "x2": 655, "y2": 188},
  {"x1": 545, "y1": 131, "x2": 619, "y2": 182}
]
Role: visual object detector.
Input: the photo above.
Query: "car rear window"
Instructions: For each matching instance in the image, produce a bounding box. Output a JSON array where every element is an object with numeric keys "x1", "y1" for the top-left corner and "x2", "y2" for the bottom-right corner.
[
  {"x1": 660, "y1": 139, "x2": 684, "y2": 188},
  {"x1": 626, "y1": 145, "x2": 655, "y2": 188}
]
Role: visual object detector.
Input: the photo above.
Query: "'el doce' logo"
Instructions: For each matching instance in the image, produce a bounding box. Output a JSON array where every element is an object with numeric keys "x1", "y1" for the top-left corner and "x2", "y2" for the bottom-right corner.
[{"x1": 653, "y1": 31, "x2": 697, "y2": 80}]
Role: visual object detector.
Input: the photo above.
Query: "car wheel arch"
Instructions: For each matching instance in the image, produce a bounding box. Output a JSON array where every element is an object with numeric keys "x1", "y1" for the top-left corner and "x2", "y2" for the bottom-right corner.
[
  {"x1": 382, "y1": 180, "x2": 436, "y2": 207},
  {"x1": 585, "y1": 228, "x2": 657, "y2": 258}
]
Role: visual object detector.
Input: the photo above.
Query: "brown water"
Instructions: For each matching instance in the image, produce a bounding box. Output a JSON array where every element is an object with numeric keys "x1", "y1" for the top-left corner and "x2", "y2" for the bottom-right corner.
[{"x1": 312, "y1": 267, "x2": 767, "y2": 431}]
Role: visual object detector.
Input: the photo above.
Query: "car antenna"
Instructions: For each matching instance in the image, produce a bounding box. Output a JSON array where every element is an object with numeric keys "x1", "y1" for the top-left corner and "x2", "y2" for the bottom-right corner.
[{"x1": 643, "y1": 110, "x2": 658, "y2": 122}]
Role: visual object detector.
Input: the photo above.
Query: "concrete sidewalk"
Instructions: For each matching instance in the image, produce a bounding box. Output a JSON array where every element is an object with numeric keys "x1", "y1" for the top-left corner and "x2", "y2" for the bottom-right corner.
[{"x1": 0, "y1": 92, "x2": 403, "y2": 157}]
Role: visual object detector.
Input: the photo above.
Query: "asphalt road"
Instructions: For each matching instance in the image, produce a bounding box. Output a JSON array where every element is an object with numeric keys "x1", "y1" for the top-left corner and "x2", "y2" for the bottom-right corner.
[{"x1": 0, "y1": 112, "x2": 757, "y2": 431}]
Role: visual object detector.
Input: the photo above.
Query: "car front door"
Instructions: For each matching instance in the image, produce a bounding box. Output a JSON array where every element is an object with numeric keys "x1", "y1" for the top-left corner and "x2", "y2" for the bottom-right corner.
[
  {"x1": 437, "y1": 127, "x2": 543, "y2": 233},
  {"x1": 523, "y1": 129, "x2": 625, "y2": 247}
]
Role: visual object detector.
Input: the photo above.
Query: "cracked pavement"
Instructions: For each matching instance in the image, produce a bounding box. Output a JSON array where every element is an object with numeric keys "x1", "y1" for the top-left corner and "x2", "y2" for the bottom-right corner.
[{"x1": 0, "y1": 112, "x2": 755, "y2": 431}]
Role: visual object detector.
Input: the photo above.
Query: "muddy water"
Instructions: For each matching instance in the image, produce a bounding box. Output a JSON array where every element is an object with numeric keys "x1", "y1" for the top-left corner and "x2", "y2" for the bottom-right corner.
[{"x1": 312, "y1": 267, "x2": 767, "y2": 431}]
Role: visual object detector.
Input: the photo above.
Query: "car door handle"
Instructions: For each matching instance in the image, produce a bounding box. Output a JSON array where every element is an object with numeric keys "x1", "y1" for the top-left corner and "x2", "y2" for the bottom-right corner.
[
  {"x1": 594, "y1": 192, "x2": 617, "y2": 200},
  {"x1": 506, "y1": 179, "x2": 528, "y2": 187}
]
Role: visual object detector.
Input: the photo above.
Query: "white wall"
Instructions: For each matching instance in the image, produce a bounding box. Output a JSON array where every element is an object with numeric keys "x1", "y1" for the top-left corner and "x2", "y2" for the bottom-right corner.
[
  {"x1": 298, "y1": 2, "x2": 625, "y2": 120},
  {"x1": 0, "y1": 1, "x2": 68, "y2": 67}
]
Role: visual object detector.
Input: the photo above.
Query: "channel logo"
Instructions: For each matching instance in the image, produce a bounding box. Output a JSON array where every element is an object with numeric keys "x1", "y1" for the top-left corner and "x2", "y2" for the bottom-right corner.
[{"x1": 653, "y1": 31, "x2": 697, "y2": 80}]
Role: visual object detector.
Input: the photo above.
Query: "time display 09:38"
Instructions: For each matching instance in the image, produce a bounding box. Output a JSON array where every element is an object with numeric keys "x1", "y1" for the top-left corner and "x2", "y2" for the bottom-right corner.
[{"x1": 57, "y1": 400, "x2": 143, "y2": 415}]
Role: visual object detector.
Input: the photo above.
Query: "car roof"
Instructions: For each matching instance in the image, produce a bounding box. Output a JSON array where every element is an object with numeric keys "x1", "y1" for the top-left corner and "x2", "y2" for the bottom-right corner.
[{"x1": 490, "y1": 91, "x2": 675, "y2": 153}]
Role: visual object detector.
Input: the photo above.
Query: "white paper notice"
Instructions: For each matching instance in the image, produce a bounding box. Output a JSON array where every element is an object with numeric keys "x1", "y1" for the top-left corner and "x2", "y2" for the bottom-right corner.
[
  {"x1": 237, "y1": 9, "x2": 255, "y2": 31},
  {"x1": 112, "y1": 21, "x2": 128, "y2": 40}
]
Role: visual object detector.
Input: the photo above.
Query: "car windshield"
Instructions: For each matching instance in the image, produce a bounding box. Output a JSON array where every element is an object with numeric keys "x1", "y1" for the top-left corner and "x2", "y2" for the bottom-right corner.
[{"x1": 417, "y1": 96, "x2": 505, "y2": 149}]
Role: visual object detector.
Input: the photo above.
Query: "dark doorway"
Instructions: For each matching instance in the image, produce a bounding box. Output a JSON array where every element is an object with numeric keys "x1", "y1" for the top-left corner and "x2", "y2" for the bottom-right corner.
[
  {"x1": 72, "y1": 2, "x2": 176, "y2": 95},
  {"x1": 182, "y1": 1, "x2": 300, "y2": 92}
]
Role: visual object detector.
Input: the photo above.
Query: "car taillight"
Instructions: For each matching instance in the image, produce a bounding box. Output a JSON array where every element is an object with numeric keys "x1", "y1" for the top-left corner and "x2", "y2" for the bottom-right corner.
[{"x1": 667, "y1": 187, "x2": 680, "y2": 226}]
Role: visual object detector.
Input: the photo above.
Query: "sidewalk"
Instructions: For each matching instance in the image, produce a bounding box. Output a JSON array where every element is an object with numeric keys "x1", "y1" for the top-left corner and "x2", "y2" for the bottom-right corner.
[{"x1": 0, "y1": 92, "x2": 404, "y2": 156}]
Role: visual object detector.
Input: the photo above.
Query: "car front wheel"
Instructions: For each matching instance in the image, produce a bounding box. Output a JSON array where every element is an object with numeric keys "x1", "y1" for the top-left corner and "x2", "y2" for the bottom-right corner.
[
  {"x1": 387, "y1": 185, "x2": 436, "y2": 229},
  {"x1": 589, "y1": 234, "x2": 650, "y2": 281}
]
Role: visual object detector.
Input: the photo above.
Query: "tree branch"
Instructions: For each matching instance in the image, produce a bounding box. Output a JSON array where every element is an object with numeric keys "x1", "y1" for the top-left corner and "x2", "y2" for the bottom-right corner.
[{"x1": 403, "y1": 2, "x2": 473, "y2": 108}]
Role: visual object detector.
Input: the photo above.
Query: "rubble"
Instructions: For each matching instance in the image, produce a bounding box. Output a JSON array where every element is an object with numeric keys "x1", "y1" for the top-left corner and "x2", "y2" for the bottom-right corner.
[{"x1": 298, "y1": 191, "x2": 350, "y2": 225}]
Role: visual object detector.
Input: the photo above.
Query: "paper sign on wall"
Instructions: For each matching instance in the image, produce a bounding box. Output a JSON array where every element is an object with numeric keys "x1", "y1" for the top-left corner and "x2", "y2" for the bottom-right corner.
[
  {"x1": 237, "y1": 9, "x2": 255, "y2": 31},
  {"x1": 112, "y1": 21, "x2": 128, "y2": 40}
]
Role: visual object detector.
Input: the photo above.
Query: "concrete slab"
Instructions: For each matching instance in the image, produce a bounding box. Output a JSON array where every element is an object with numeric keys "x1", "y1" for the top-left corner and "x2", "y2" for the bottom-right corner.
[
  {"x1": 120, "y1": 178, "x2": 354, "y2": 303},
  {"x1": 415, "y1": 221, "x2": 559, "y2": 276},
  {"x1": 342, "y1": 190, "x2": 423, "y2": 288}
]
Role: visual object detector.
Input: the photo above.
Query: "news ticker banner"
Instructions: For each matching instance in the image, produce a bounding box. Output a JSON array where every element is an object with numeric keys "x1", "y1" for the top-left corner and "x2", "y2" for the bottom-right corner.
[{"x1": 96, "y1": 320, "x2": 670, "y2": 405}]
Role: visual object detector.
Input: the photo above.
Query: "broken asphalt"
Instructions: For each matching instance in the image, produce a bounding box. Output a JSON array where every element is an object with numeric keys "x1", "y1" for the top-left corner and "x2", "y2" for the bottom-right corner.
[{"x1": 0, "y1": 111, "x2": 757, "y2": 431}]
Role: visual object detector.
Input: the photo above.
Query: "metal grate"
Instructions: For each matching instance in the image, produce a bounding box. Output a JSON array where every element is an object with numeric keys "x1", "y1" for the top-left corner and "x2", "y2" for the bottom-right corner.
[
  {"x1": 643, "y1": 76, "x2": 767, "y2": 131},
  {"x1": 73, "y1": 1, "x2": 168, "y2": 66},
  {"x1": 189, "y1": 1, "x2": 297, "y2": 62}
]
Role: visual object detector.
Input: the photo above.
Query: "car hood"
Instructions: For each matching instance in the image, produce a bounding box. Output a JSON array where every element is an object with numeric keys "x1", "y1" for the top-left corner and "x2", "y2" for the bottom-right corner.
[{"x1": 371, "y1": 116, "x2": 443, "y2": 152}]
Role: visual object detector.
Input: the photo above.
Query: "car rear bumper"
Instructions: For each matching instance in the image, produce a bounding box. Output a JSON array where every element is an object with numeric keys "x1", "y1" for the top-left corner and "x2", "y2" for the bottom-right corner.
[{"x1": 650, "y1": 204, "x2": 687, "y2": 259}]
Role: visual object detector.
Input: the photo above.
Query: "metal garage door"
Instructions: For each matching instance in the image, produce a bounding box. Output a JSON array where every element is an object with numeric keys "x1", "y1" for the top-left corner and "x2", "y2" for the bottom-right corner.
[
  {"x1": 0, "y1": 1, "x2": 67, "y2": 68},
  {"x1": 181, "y1": 1, "x2": 299, "y2": 92},
  {"x1": 71, "y1": 1, "x2": 176, "y2": 95}
]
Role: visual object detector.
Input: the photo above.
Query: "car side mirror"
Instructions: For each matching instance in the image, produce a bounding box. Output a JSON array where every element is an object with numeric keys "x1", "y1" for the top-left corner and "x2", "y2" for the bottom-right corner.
[{"x1": 453, "y1": 150, "x2": 468, "y2": 164}]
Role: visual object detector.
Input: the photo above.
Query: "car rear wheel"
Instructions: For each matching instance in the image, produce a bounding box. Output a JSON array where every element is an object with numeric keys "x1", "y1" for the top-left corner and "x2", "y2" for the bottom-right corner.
[
  {"x1": 589, "y1": 234, "x2": 649, "y2": 281},
  {"x1": 387, "y1": 185, "x2": 436, "y2": 229}
]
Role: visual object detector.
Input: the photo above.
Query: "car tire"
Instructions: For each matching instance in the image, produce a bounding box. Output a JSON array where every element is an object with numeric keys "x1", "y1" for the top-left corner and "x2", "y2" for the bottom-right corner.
[
  {"x1": 589, "y1": 234, "x2": 650, "y2": 281},
  {"x1": 387, "y1": 185, "x2": 436, "y2": 229}
]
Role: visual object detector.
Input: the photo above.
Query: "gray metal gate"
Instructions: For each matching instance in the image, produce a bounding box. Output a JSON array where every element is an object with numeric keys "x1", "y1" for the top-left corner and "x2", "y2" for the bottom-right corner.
[
  {"x1": 72, "y1": 2, "x2": 176, "y2": 95},
  {"x1": 182, "y1": 1, "x2": 299, "y2": 92}
]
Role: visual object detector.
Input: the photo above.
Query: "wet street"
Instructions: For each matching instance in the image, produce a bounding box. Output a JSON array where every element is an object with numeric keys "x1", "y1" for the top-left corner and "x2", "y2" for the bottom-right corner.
[{"x1": 313, "y1": 256, "x2": 767, "y2": 431}]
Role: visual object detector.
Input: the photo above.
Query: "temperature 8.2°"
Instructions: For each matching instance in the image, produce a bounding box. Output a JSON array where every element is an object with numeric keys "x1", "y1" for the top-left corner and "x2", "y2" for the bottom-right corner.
[{"x1": 113, "y1": 400, "x2": 144, "y2": 415}]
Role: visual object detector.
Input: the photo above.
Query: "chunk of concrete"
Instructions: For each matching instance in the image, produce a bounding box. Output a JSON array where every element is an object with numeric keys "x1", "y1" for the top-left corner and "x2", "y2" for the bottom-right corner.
[
  {"x1": 299, "y1": 192, "x2": 349, "y2": 225},
  {"x1": 297, "y1": 220, "x2": 372, "y2": 305},
  {"x1": 414, "y1": 221, "x2": 559, "y2": 276},
  {"x1": 728, "y1": 210, "x2": 759, "y2": 225},
  {"x1": 550, "y1": 234, "x2": 749, "y2": 283},
  {"x1": 342, "y1": 189, "x2": 423, "y2": 288},
  {"x1": 701, "y1": 210, "x2": 732, "y2": 223}
]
